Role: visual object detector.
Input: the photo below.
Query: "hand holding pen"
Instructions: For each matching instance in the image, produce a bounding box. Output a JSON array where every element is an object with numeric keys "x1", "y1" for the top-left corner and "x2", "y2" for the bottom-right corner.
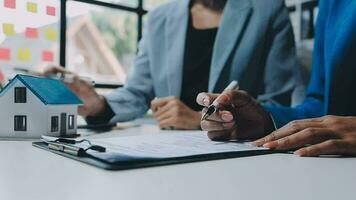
[
  {"x1": 42, "y1": 66, "x2": 107, "y2": 117},
  {"x1": 196, "y1": 83, "x2": 275, "y2": 141},
  {"x1": 43, "y1": 66, "x2": 94, "y2": 85},
  {"x1": 201, "y1": 81, "x2": 239, "y2": 121}
]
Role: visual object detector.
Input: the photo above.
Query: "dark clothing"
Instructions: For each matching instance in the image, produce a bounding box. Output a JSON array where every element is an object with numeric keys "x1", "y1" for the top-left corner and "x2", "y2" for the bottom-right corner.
[
  {"x1": 180, "y1": 14, "x2": 218, "y2": 111},
  {"x1": 86, "y1": 99, "x2": 115, "y2": 126}
]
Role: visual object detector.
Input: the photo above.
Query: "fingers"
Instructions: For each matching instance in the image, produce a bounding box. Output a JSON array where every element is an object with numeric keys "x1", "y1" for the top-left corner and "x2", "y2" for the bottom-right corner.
[
  {"x1": 196, "y1": 93, "x2": 219, "y2": 107},
  {"x1": 206, "y1": 110, "x2": 234, "y2": 122},
  {"x1": 158, "y1": 117, "x2": 177, "y2": 129},
  {"x1": 154, "y1": 105, "x2": 175, "y2": 122},
  {"x1": 201, "y1": 90, "x2": 255, "y2": 112},
  {"x1": 152, "y1": 100, "x2": 175, "y2": 119},
  {"x1": 153, "y1": 105, "x2": 171, "y2": 120},
  {"x1": 218, "y1": 90, "x2": 251, "y2": 108},
  {"x1": 214, "y1": 93, "x2": 233, "y2": 107},
  {"x1": 201, "y1": 119, "x2": 235, "y2": 132},
  {"x1": 197, "y1": 91, "x2": 253, "y2": 108},
  {"x1": 201, "y1": 110, "x2": 235, "y2": 131},
  {"x1": 43, "y1": 65, "x2": 72, "y2": 77},
  {"x1": 66, "y1": 77, "x2": 90, "y2": 94},
  {"x1": 253, "y1": 119, "x2": 325, "y2": 147},
  {"x1": 295, "y1": 139, "x2": 356, "y2": 157},
  {"x1": 157, "y1": 115, "x2": 189, "y2": 130},
  {"x1": 152, "y1": 98, "x2": 181, "y2": 123},
  {"x1": 157, "y1": 109, "x2": 201, "y2": 130},
  {"x1": 151, "y1": 96, "x2": 175, "y2": 112},
  {"x1": 263, "y1": 128, "x2": 337, "y2": 150},
  {"x1": 43, "y1": 67, "x2": 91, "y2": 95},
  {"x1": 151, "y1": 98, "x2": 185, "y2": 128},
  {"x1": 73, "y1": 76, "x2": 91, "y2": 88},
  {"x1": 207, "y1": 131, "x2": 234, "y2": 141}
]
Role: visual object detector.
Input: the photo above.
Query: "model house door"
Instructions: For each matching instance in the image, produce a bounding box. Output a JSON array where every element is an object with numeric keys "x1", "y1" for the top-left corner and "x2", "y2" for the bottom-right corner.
[{"x1": 60, "y1": 113, "x2": 67, "y2": 136}]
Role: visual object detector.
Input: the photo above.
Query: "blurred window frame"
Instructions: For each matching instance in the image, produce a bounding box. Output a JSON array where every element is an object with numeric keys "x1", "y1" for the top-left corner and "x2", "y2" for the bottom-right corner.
[
  {"x1": 60, "y1": 0, "x2": 147, "y2": 68},
  {"x1": 60, "y1": 0, "x2": 148, "y2": 88}
]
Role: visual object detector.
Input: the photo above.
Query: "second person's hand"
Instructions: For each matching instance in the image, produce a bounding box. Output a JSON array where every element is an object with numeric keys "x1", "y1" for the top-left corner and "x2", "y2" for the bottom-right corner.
[
  {"x1": 151, "y1": 97, "x2": 202, "y2": 130},
  {"x1": 42, "y1": 66, "x2": 107, "y2": 117},
  {"x1": 253, "y1": 116, "x2": 356, "y2": 156},
  {"x1": 42, "y1": 65, "x2": 73, "y2": 77}
]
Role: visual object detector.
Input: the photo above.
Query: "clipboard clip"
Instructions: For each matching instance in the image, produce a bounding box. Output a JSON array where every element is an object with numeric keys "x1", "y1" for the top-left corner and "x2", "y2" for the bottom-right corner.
[{"x1": 41, "y1": 136, "x2": 106, "y2": 157}]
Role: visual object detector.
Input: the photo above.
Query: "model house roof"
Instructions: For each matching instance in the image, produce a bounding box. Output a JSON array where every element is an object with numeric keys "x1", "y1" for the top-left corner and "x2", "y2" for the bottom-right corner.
[{"x1": 0, "y1": 74, "x2": 83, "y2": 105}]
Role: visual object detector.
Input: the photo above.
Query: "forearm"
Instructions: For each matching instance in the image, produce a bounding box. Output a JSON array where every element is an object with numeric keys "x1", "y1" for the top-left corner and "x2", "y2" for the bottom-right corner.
[{"x1": 263, "y1": 97, "x2": 325, "y2": 128}]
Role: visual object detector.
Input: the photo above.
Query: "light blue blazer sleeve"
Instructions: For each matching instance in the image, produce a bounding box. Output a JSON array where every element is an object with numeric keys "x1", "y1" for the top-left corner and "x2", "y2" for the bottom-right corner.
[
  {"x1": 257, "y1": 1, "x2": 302, "y2": 106},
  {"x1": 104, "y1": 29, "x2": 154, "y2": 122}
]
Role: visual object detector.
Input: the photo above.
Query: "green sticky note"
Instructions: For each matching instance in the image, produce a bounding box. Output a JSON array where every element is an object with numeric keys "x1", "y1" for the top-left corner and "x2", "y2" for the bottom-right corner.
[
  {"x1": 18, "y1": 48, "x2": 31, "y2": 62},
  {"x1": 44, "y1": 28, "x2": 57, "y2": 41},
  {"x1": 2, "y1": 23, "x2": 16, "y2": 36},
  {"x1": 27, "y1": 2, "x2": 38, "y2": 13}
]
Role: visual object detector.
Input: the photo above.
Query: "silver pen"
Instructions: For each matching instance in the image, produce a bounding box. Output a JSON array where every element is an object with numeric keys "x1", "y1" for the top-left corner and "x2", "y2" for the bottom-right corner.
[
  {"x1": 48, "y1": 73, "x2": 95, "y2": 86},
  {"x1": 201, "y1": 81, "x2": 239, "y2": 121}
]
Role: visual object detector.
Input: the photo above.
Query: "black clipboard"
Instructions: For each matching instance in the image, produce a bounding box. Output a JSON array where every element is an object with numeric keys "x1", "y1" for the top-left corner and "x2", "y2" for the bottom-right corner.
[{"x1": 33, "y1": 141, "x2": 281, "y2": 171}]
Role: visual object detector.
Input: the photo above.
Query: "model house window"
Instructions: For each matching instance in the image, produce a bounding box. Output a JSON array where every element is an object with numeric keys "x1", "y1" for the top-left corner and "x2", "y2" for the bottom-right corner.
[
  {"x1": 68, "y1": 115, "x2": 75, "y2": 129},
  {"x1": 14, "y1": 87, "x2": 27, "y2": 103},
  {"x1": 14, "y1": 116, "x2": 27, "y2": 131},
  {"x1": 51, "y1": 116, "x2": 59, "y2": 132}
]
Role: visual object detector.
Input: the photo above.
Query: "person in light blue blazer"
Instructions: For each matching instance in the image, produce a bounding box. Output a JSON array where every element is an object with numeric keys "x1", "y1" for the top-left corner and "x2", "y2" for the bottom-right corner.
[
  {"x1": 197, "y1": 0, "x2": 356, "y2": 156},
  {"x1": 46, "y1": 0, "x2": 304, "y2": 130}
]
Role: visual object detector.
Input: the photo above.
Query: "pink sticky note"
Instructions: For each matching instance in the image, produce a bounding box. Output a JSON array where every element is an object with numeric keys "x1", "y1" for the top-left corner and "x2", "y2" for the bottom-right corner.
[
  {"x1": 42, "y1": 51, "x2": 54, "y2": 62},
  {"x1": 4, "y1": 0, "x2": 16, "y2": 9},
  {"x1": 25, "y1": 27, "x2": 38, "y2": 39},
  {"x1": 46, "y1": 6, "x2": 56, "y2": 16},
  {"x1": 0, "y1": 69, "x2": 4, "y2": 82},
  {"x1": 0, "y1": 48, "x2": 11, "y2": 60}
]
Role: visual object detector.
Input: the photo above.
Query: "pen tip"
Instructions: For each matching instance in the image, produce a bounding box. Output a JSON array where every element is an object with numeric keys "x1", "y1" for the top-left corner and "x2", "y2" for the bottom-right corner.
[{"x1": 201, "y1": 113, "x2": 208, "y2": 121}]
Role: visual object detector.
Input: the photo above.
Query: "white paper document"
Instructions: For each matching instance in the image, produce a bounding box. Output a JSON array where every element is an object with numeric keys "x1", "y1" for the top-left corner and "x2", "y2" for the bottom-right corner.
[{"x1": 90, "y1": 131, "x2": 268, "y2": 158}]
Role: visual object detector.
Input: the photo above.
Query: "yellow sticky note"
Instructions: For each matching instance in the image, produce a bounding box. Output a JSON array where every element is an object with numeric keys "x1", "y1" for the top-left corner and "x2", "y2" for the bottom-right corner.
[
  {"x1": 17, "y1": 48, "x2": 31, "y2": 62},
  {"x1": 27, "y1": 2, "x2": 38, "y2": 13},
  {"x1": 2, "y1": 23, "x2": 16, "y2": 36},
  {"x1": 44, "y1": 28, "x2": 57, "y2": 41}
]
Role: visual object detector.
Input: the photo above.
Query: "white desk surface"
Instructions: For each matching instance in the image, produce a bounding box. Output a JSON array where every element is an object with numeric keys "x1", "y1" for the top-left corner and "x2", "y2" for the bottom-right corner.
[{"x1": 1, "y1": 121, "x2": 356, "y2": 200}]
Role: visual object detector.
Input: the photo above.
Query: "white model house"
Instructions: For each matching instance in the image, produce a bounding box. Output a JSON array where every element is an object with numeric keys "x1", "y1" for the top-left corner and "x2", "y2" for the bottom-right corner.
[{"x1": 0, "y1": 74, "x2": 83, "y2": 139}]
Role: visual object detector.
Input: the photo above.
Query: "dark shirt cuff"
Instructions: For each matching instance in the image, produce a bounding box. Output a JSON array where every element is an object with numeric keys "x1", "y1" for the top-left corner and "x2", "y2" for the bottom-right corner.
[{"x1": 85, "y1": 98, "x2": 115, "y2": 125}]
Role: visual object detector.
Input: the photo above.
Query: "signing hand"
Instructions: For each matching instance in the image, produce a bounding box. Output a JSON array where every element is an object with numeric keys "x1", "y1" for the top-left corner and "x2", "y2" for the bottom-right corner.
[
  {"x1": 196, "y1": 91, "x2": 274, "y2": 141},
  {"x1": 42, "y1": 66, "x2": 106, "y2": 117},
  {"x1": 253, "y1": 116, "x2": 356, "y2": 157},
  {"x1": 151, "y1": 97, "x2": 202, "y2": 130},
  {"x1": 42, "y1": 65, "x2": 73, "y2": 77}
]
